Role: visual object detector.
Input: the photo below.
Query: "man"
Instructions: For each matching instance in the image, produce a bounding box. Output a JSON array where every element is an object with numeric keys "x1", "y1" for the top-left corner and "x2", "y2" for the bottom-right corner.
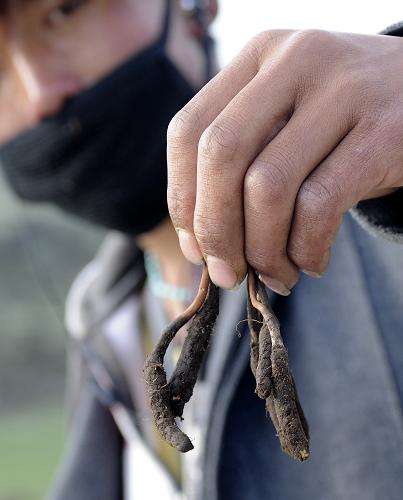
[
  {"x1": 1, "y1": 1, "x2": 403, "y2": 500},
  {"x1": 0, "y1": 0, "x2": 218, "y2": 498}
]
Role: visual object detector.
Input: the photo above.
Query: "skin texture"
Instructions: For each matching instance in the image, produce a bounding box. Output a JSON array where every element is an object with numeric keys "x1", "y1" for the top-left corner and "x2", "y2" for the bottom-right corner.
[
  {"x1": 167, "y1": 29, "x2": 403, "y2": 293},
  {"x1": 0, "y1": 0, "x2": 217, "y2": 314}
]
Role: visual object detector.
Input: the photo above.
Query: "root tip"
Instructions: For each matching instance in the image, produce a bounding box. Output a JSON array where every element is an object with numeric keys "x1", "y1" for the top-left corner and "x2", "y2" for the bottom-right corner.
[{"x1": 177, "y1": 437, "x2": 194, "y2": 453}]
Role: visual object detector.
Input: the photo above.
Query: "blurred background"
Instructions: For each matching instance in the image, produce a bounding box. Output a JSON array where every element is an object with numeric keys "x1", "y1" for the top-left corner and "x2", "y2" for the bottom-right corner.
[
  {"x1": 0, "y1": 1, "x2": 402, "y2": 499},
  {"x1": 0, "y1": 169, "x2": 104, "y2": 500}
]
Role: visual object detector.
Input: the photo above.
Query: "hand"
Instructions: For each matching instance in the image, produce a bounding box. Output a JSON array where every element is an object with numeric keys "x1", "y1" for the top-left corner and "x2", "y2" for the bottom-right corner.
[{"x1": 167, "y1": 29, "x2": 403, "y2": 294}]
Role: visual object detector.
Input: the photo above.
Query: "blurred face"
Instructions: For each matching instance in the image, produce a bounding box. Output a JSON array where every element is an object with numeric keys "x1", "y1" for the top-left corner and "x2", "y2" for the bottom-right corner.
[{"x1": 0, "y1": 0, "x2": 206, "y2": 143}]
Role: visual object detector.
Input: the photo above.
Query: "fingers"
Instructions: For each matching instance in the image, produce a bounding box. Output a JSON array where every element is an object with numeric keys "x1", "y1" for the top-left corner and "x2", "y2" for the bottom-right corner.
[
  {"x1": 166, "y1": 28, "x2": 403, "y2": 295},
  {"x1": 193, "y1": 67, "x2": 299, "y2": 288},
  {"x1": 167, "y1": 35, "x2": 264, "y2": 265},
  {"x1": 244, "y1": 94, "x2": 354, "y2": 292},
  {"x1": 287, "y1": 121, "x2": 388, "y2": 276}
]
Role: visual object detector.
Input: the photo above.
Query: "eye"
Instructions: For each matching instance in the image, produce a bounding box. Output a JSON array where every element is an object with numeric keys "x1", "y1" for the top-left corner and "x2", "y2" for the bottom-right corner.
[{"x1": 48, "y1": 0, "x2": 88, "y2": 25}]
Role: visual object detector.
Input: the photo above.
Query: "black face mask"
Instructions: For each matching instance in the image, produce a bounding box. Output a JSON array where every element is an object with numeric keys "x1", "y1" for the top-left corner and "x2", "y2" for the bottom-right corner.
[{"x1": 0, "y1": 1, "x2": 211, "y2": 235}]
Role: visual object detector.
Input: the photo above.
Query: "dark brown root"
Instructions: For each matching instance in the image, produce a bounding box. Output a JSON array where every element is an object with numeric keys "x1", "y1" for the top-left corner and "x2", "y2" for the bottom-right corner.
[
  {"x1": 255, "y1": 323, "x2": 273, "y2": 399},
  {"x1": 271, "y1": 344, "x2": 309, "y2": 461},
  {"x1": 169, "y1": 281, "x2": 219, "y2": 417},
  {"x1": 143, "y1": 314, "x2": 194, "y2": 452},
  {"x1": 247, "y1": 267, "x2": 310, "y2": 462},
  {"x1": 144, "y1": 267, "x2": 216, "y2": 452},
  {"x1": 144, "y1": 361, "x2": 193, "y2": 452},
  {"x1": 248, "y1": 271, "x2": 273, "y2": 398},
  {"x1": 266, "y1": 374, "x2": 309, "y2": 446},
  {"x1": 145, "y1": 263, "x2": 310, "y2": 460}
]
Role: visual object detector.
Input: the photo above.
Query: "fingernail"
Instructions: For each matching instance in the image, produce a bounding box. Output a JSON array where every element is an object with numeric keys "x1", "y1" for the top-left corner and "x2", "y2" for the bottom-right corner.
[
  {"x1": 206, "y1": 256, "x2": 238, "y2": 290},
  {"x1": 302, "y1": 270, "x2": 322, "y2": 278},
  {"x1": 177, "y1": 230, "x2": 203, "y2": 265},
  {"x1": 259, "y1": 275, "x2": 291, "y2": 297}
]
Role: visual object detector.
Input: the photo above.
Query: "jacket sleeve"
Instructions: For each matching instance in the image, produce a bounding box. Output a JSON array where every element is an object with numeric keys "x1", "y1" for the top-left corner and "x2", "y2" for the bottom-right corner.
[
  {"x1": 350, "y1": 20, "x2": 403, "y2": 243},
  {"x1": 351, "y1": 189, "x2": 403, "y2": 243}
]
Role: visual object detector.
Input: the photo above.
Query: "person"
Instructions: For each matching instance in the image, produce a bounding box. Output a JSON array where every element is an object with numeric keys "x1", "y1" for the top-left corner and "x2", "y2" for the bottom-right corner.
[
  {"x1": 0, "y1": 0, "x2": 218, "y2": 498},
  {"x1": 0, "y1": 0, "x2": 403, "y2": 499}
]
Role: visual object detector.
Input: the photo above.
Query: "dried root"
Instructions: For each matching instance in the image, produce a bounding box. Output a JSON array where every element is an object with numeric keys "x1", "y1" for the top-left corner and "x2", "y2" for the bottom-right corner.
[
  {"x1": 144, "y1": 266, "x2": 219, "y2": 452},
  {"x1": 169, "y1": 282, "x2": 219, "y2": 418},
  {"x1": 248, "y1": 268, "x2": 310, "y2": 461},
  {"x1": 145, "y1": 264, "x2": 310, "y2": 462}
]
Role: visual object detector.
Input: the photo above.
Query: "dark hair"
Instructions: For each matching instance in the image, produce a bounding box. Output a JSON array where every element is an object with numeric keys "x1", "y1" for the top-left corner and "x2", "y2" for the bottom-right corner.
[
  {"x1": 0, "y1": 1, "x2": 11, "y2": 14},
  {"x1": 0, "y1": 1, "x2": 28, "y2": 15}
]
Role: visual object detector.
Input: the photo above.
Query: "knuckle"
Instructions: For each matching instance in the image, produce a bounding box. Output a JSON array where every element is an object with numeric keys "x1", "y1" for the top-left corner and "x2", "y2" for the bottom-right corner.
[
  {"x1": 245, "y1": 29, "x2": 287, "y2": 60},
  {"x1": 297, "y1": 177, "x2": 342, "y2": 220},
  {"x1": 167, "y1": 105, "x2": 201, "y2": 146},
  {"x1": 356, "y1": 108, "x2": 385, "y2": 138},
  {"x1": 290, "y1": 180, "x2": 344, "y2": 270},
  {"x1": 288, "y1": 29, "x2": 330, "y2": 58},
  {"x1": 245, "y1": 151, "x2": 293, "y2": 204},
  {"x1": 281, "y1": 30, "x2": 338, "y2": 88},
  {"x1": 336, "y1": 74, "x2": 392, "y2": 124},
  {"x1": 198, "y1": 121, "x2": 241, "y2": 163},
  {"x1": 244, "y1": 31, "x2": 270, "y2": 62},
  {"x1": 249, "y1": 30, "x2": 274, "y2": 48}
]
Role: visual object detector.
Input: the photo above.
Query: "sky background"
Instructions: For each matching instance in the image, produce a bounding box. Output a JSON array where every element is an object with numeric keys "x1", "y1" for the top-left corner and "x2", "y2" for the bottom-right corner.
[{"x1": 213, "y1": 0, "x2": 403, "y2": 65}]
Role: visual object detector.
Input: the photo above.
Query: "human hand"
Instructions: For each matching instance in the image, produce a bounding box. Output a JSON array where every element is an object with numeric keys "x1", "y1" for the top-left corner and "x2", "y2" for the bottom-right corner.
[{"x1": 167, "y1": 29, "x2": 403, "y2": 294}]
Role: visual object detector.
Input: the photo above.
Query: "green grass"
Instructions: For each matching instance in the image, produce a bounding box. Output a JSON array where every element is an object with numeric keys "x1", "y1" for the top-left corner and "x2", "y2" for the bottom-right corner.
[{"x1": 0, "y1": 405, "x2": 65, "y2": 500}]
